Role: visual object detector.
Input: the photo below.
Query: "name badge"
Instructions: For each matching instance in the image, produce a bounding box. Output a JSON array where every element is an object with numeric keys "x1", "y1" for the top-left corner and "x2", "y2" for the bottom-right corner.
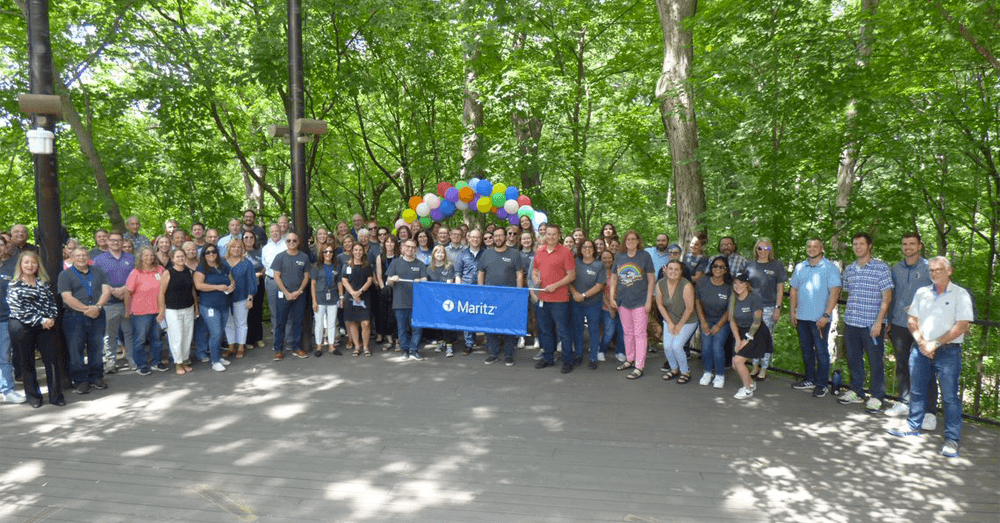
[
  {"x1": 208, "y1": 309, "x2": 214, "y2": 318},
  {"x1": 326, "y1": 292, "x2": 332, "y2": 301},
  {"x1": 346, "y1": 267, "x2": 352, "y2": 275},
  {"x1": 154, "y1": 273, "x2": 161, "y2": 281},
  {"x1": 278, "y1": 291, "x2": 284, "y2": 299}
]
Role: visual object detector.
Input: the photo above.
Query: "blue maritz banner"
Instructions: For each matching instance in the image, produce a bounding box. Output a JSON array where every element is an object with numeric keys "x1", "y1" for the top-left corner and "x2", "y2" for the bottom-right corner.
[{"x1": 412, "y1": 281, "x2": 528, "y2": 335}]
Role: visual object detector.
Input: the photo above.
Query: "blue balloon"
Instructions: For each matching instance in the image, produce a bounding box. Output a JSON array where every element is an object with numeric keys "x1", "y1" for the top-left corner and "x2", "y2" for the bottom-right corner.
[
  {"x1": 469, "y1": 178, "x2": 480, "y2": 193},
  {"x1": 477, "y1": 179, "x2": 493, "y2": 196},
  {"x1": 505, "y1": 186, "x2": 519, "y2": 200},
  {"x1": 439, "y1": 200, "x2": 456, "y2": 216}
]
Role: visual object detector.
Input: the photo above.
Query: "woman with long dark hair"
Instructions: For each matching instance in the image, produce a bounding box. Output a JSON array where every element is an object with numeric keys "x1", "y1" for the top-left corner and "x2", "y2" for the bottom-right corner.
[
  {"x1": 374, "y1": 234, "x2": 400, "y2": 350},
  {"x1": 159, "y1": 249, "x2": 197, "y2": 375},
  {"x1": 415, "y1": 229, "x2": 434, "y2": 265},
  {"x1": 7, "y1": 252, "x2": 63, "y2": 407},
  {"x1": 243, "y1": 230, "x2": 266, "y2": 348},
  {"x1": 695, "y1": 255, "x2": 733, "y2": 388},
  {"x1": 656, "y1": 260, "x2": 698, "y2": 383},
  {"x1": 342, "y1": 243, "x2": 374, "y2": 356},
  {"x1": 193, "y1": 245, "x2": 234, "y2": 372}
]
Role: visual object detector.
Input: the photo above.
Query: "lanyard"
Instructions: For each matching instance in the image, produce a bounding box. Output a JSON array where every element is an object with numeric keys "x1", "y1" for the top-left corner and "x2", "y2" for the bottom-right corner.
[
  {"x1": 71, "y1": 266, "x2": 94, "y2": 302},
  {"x1": 324, "y1": 263, "x2": 336, "y2": 288}
]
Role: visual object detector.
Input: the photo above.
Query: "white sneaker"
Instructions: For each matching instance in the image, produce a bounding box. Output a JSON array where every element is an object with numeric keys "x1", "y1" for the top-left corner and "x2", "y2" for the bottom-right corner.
[
  {"x1": 699, "y1": 373, "x2": 713, "y2": 386},
  {"x1": 884, "y1": 402, "x2": 909, "y2": 417},
  {"x1": 533, "y1": 350, "x2": 544, "y2": 361},
  {"x1": 597, "y1": 352, "x2": 606, "y2": 362},
  {"x1": 734, "y1": 387, "x2": 754, "y2": 399},
  {"x1": 531, "y1": 339, "x2": 540, "y2": 349},
  {"x1": 922, "y1": 413, "x2": 937, "y2": 431},
  {"x1": 3, "y1": 391, "x2": 26, "y2": 404},
  {"x1": 616, "y1": 353, "x2": 626, "y2": 362},
  {"x1": 220, "y1": 358, "x2": 232, "y2": 366},
  {"x1": 556, "y1": 342, "x2": 562, "y2": 353},
  {"x1": 713, "y1": 375, "x2": 725, "y2": 389},
  {"x1": 517, "y1": 337, "x2": 525, "y2": 349},
  {"x1": 212, "y1": 362, "x2": 227, "y2": 372}
]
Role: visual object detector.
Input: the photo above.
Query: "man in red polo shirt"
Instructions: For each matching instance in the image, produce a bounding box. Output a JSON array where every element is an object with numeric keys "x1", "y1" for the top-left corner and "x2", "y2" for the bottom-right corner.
[{"x1": 531, "y1": 224, "x2": 576, "y2": 372}]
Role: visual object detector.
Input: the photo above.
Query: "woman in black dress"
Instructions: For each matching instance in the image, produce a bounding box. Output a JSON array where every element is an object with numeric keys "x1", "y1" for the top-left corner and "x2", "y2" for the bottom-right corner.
[
  {"x1": 342, "y1": 243, "x2": 374, "y2": 356},
  {"x1": 374, "y1": 234, "x2": 400, "y2": 350}
]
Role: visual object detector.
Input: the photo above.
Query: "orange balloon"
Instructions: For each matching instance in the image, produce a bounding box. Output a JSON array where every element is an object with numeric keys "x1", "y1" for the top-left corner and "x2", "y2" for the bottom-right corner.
[
  {"x1": 408, "y1": 196, "x2": 423, "y2": 211},
  {"x1": 459, "y1": 187, "x2": 475, "y2": 203}
]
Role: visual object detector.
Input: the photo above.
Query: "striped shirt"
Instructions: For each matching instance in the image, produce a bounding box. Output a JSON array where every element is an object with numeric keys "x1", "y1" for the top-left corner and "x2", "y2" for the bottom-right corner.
[
  {"x1": 842, "y1": 257, "x2": 893, "y2": 328},
  {"x1": 7, "y1": 279, "x2": 59, "y2": 326}
]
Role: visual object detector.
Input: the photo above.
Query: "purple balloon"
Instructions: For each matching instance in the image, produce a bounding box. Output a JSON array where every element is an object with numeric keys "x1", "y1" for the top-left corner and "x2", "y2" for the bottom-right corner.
[
  {"x1": 430, "y1": 208, "x2": 443, "y2": 221},
  {"x1": 496, "y1": 209, "x2": 508, "y2": 219},
  {"x1": 445, "y1": 187, "x2": 459, "y2": 202},
  {"x1": 508, "y1": 215, "x2": 519, "y2": 225}
]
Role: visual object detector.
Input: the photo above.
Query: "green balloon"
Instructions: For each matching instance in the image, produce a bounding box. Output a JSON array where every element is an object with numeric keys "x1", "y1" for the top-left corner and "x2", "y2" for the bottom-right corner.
[
  {"x1": 455, "y1": 181, "x2": 469, "y2": 190},
  {"x1": 491, "y1": 192, "x2": 505, "y2": 207},
  {"x1": 419, "y1": 216, "x2": 432, "y2": 228}
]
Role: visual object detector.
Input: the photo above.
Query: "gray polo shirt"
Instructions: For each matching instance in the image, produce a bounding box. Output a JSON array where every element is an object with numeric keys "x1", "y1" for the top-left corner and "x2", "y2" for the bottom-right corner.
[
  {"x1": 271, "y1": 251, "x2": 311, "y2": 293},
  {"x1": 478, "y1": 248, "x2": 524, "y2": 287},
  {"x1": 57, "y1": 266, "x2": 110, "y2": 308},
  {"x1": 889, "y1": 257, "x2": 929, "y2": 327}
]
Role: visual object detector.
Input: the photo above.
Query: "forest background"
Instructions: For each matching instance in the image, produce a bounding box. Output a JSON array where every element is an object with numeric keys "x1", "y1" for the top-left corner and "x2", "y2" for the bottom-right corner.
[{"x1": 1, "y1": 0, "x2": 997, "y2": 418}]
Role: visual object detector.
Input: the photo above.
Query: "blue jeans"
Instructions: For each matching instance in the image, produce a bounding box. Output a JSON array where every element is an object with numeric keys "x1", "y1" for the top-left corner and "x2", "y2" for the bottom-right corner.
[
  {"x1": 889, "y1": 324, "x2": 937, "y2": 411},
  {"x1": 273, "y1": 296, "x2": 305, "y2": 352},
  {"x1": 394, "y1": 308, "x2": 423, "y2": 354},
  {"x1": 536, "y1": 301, "x2": 570, "y2": 364},
  {"x1": 570, "y1": 301, "x2": 601, "y2": 363},
  {"x1": 663, "y1": 322, "x2": 698, "y2": 374},
  {"x1": 845, "y1": 324, "x2": 885, "y2": 399},
  {"x1": 907, "y1": 344, "x2": 962, "y2": 442},
  {"x1": 197, "y1": 305, "x2": 230, "y2": 364},
  {"x1": 487, "y1": 334, "x2": 516, "y2": 359},
  {"x1": 701, "y1": 323, "x2": 731, "y2": 375},
  {"x1": 194, "y1": 315, "x2": 208, "y2": 360},
  {"x1": 797, "y1": 320, "x2": 831, "y2": 388},
  {"x1": 0, "y1": 321, "x2": 14, "y2": 394},
  {"x1": 62, "y1": 310, "x2": 106, "y2": 385},
  {"x1": 599, "y1": 309, "x2": 626, "y2": 356},
  {"x1": 131, "y1": 314, "x2": 164, "y2": 372}
]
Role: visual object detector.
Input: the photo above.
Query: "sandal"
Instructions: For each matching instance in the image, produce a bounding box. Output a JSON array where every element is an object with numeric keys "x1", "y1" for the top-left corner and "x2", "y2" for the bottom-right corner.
[
  {"x1": 176, "y1": 365, "x2": 187, "y2": 375},
  {"x1": 676, "y1": 372, "x2": 691, "y2": 384},
  {"x1": 755, "y1": 368, "x2": 768, "y2": 381},
  {"x1": 627, "y1": 368, "x2": 644, "y2": 379},
  {"x1": 662, "y1": 370, "x2": 679, "y2": 381},
  {"x1": 236, "y1": 347, "x2": 245, "y2": 359},
  {"x1": 353, "y1": 349, "x2": 361, "y2": 357},
  {"x1": 184, "y1": 364, "x2": 193, "y2": 372},
  {"x1": 364, "y1": 349, "x2": 372, "y2": 357},
  {"x1": 615, "y1": 361, "x2": 635, "y2": 371}
]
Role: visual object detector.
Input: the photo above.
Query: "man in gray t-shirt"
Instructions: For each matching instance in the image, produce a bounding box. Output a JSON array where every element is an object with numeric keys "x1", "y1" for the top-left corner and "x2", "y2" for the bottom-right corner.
[
  {"x1": 57, "y1": 248, "x2": 112, "y2": 391},
  {"x1": 387, "y1": 240, "x2": 428, "y2": 358},
  {"x1": 477, "y1": 228, "x2": 524, "y2": 365},
  {"x1": 271, "y1": 232, "x2": 312, "y2": 358}
]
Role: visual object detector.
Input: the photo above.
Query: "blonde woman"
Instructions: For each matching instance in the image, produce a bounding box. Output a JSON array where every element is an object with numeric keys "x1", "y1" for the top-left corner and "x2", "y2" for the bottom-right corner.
[
  {"x1": 745, "y1": 237, "x2": 787, "y2": 381},
  {"x1": 8, "y1": 251, "x2": 63, "y2": 407}
]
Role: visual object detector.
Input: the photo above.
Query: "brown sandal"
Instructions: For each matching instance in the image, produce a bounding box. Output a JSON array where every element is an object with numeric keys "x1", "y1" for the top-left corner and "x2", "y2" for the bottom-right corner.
[
  {"x1": 676, "y1": 372, "x2": 691, "y2": 384},
  {"x1": 662, "y1": 370, "x2": 679, "y2": 381},
  {"x1": 176, "y1": 364, "x2": 187, "y2": 375},
  {"x1": 236, "y1": 347, "x2": 245, "y2": 359}
]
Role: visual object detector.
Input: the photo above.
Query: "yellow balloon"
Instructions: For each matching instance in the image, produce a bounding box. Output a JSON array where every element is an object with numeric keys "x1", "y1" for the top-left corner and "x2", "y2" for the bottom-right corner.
[
  {"x1": 492, "y1": 183, "x2": 507, "y2": 195},
  {"x1": 476, "y1": 196, "x2": 492, "y2": 213},
  {"x1": 402, "y1": 209, "x2": 417, "y2": 223}
]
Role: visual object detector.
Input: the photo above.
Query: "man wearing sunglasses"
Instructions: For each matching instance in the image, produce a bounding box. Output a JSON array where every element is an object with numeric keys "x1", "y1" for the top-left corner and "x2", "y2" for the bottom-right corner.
[{"x1": 271, "y1": 232, "x2": 311, "y2": 360}]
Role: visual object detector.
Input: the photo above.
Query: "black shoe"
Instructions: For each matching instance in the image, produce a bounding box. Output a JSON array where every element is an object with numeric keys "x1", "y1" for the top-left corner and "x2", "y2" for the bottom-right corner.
[
  {"x1": 560, "y1": 364, "x2": 574, "y2": 374},
  {"x1": 333, "y1": 349, "x2": 343, "y2": 356},
  {"x1": 314, "y1": 350, "x2": 323, "y2": 357},
  {"x1": 28, "y1": 398, "x2": 43, "y2": 408},
  {"x1": 484, "y1": 356, "x2": 498, "y2": 365},
  {"x1": 588, "y1": 361, "x2": 598, "y2": 370},
  {"x1": 534, "y1": 360, "x2": 553, "y2": 369},
  {"x1": 812, "y1": 386, "x2": 829, "y2": 398},
  {"x1": 152, "y1": 363, "x2": 170, "y2": 372},
  {"x1": 463, "y1": 347, "x2": 473, "y2": 355},
  {"x1": 51, "y1": 398, "x2": 66, "y2": 407},
  {"x1": 73, "y1": 382, "x2": 91, "y2": 395},
  {"x1": 137, "y1": 368, "x2": 152, "y2": 376},
  {"x1": 92, "y1": 379, "x2": 108, "y2": 390},
  {"x1": 504, "y1": 357, "x2": 515, "y2": 366},
  {"x1": 660, "y1": 362, "x2": 671, "y2": 372}
]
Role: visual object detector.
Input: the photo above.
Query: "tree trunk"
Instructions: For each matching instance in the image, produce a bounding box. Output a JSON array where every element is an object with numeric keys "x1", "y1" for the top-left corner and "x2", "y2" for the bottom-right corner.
[
  {"x1": 833, "y1": 0, "x2": 879, "y2": 251},
  {"x1": 655, "y1": 0, "x2": 706, "y2": 246},
  {"x1": 461, "y1": 47, "x2": 484, "y2": 180},
  {"x1": 55, "y1": 79, "x2": 126, "y2": 232},
  {"x1": 511, "y1": 31, "x2": 543, "y2": 193}
]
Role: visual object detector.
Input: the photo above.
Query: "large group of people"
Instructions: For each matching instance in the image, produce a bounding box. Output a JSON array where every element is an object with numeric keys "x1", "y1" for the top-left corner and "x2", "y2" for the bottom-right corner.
[{"x1": 0, "y1": 214, "x2": 974, "y2": 458}]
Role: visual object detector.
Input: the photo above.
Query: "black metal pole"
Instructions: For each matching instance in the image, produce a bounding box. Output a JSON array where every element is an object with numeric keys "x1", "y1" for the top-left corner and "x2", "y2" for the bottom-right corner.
[
  {"x1": 288, "y1": 0, "x2": 311, "y2": 348},
  {"x1": 27, "y1": 0, "x2": 63, "y2": 283},
  {"x1": 27, "y1": 0, "x2": 69, "y2": 389},
  {"x1": 288, "y1": 0, "x2": 307, "y2": 237}
]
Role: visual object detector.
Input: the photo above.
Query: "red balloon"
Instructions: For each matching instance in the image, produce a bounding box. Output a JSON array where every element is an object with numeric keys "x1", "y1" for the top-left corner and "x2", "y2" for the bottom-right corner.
[
  {"x1": 436, "y1": 182, "x2": 452, "y2": 197},
  {"x1": 517, "y1": 195, "x2": 531, "y2": 207}
]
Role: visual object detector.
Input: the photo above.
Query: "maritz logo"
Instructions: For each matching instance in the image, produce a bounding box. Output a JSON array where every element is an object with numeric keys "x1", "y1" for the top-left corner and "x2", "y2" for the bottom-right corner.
[
  {"x1": 442, "y1": 299, "x2": 455, "y2": 312},
  {"x1": 456, "y1": 301, "x2": 497, "y2": 315}
]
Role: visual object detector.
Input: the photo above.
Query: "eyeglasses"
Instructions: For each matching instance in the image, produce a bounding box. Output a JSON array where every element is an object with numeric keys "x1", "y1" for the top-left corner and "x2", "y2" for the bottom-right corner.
[
  {"x1": 757, "y1": 246, "x2": 771, "y2": 251},
  {"x1": 287, "y1": 239, "x2": 298, "y2": 243},
  {"x1": 668, "y1": 251, "x2": 681, "y2": 255},
  {"x1": 205, "y1": 250, "x2": 218, "y2": 255},
  {"x1": 712, "y1": 265, "x2": 726, "y2": 270}
]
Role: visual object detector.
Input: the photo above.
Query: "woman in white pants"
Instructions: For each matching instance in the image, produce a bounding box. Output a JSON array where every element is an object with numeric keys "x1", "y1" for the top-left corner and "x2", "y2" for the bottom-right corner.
[
  {"x1": 224, "y1": 240, "x2": 257, "y2": 359},
  {"x1": 311, "y1": 241, "x2": 342, "y2": 356},
  {"x1": 158, "y1": 249, "x2": 197, "y2": 375}
]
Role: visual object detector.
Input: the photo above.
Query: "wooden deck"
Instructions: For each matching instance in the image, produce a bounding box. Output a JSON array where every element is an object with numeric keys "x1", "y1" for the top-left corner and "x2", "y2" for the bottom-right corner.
[{"x1": 2, "y1": 336, "x2": 998, "y2": 523}]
